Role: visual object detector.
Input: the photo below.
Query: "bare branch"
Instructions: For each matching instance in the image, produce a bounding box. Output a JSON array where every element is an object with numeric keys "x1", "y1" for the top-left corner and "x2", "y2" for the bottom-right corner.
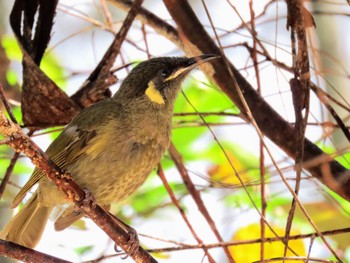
[
  {"x1": 0, "y1": 240, "x2": 70, "y2": 263},
  {"x1": 169, "y1": 143, "x2": 235, "y2": 263},
  {"x1": 161, "y1": 0, "x2": 350, "y2": 202},
  {"x1": 157, "y1": 164, "x2": 215, "y2": 263},
  {"x1": 71, "y1": 0, "x2": 144, "y2": 108}
]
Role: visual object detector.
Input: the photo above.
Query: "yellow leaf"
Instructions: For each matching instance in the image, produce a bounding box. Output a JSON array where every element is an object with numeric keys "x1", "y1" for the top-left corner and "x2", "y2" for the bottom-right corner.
[
  {"x1": 71, "y1": 219, "x2": 87, "y2": 230},
  {"x1": 291, "y1": 202, "x2": 350, "y2": 250},
  {"x1": 229, "y1": 223, "x2": 306, "y2": 263},
  {"x1": 208, "y1": 152, "x2": 253, "y2": 186}
]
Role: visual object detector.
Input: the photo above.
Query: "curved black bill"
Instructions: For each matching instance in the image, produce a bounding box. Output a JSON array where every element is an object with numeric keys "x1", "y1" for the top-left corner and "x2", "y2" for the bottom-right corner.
[
  {"x1": 187, "y1": 54, "x2": 220, "y2": 68},
  {"x1": 165, "y1": 54, "x2": 219, "y2": 81}
]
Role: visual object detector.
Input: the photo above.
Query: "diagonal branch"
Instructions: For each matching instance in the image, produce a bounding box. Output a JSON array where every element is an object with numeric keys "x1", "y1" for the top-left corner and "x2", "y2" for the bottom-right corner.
[
  {"x1": 0, "y1": 110, "x2": 157, "y2": 263},
  {"x1": 169, "y1": 143, "x2": 235, "y2": 263},
  {"x1": 157, "y1": 164, "x2": 216, "y2": 263},
  {"x1": 161, "y1": 0, "x2": 350, "y2": 202},
  {"x1": 0, "y1": 152, "x2": 20, "y2": 201},
  {"x1": 71, "y1": 0, "x2": 144, "y2": 108},
  {"x1": 110, "y1": 0, "x2": 350, "y2": 201}
]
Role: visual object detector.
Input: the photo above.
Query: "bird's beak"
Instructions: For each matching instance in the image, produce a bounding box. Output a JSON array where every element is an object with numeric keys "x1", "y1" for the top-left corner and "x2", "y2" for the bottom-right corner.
[{"x1": 165, "y1": 54, "x2": 219, "y2": 81}]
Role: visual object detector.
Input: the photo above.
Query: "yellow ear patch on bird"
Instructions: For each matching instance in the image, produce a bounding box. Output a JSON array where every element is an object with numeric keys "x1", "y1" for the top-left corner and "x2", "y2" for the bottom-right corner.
[{"x1": 145, "y1": 81, "x2": 165, "y2": 104}]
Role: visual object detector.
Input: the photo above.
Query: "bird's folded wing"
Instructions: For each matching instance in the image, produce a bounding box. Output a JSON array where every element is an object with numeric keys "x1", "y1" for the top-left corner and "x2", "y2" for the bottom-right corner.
[{"x1": 11, "y1": 126, "x2": 97, "y2": 208}]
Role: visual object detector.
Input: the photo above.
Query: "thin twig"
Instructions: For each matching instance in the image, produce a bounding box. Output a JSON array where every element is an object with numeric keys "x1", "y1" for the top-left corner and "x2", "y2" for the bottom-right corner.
[
  {"x1": 0, "y1": 84, "x2": 17, "y2": 124},
  {"x1": 0, "y1": 152, "x2": 20, "y2": 201},
  {"x1": 168, "y1": 142, "x2": 235, "y2": 263},
  {"x1": 247, "y1": 0, "x2": 267, "y2": 260},
  {"x1": 141, "y1": 23, "x2": 151, "y2": 59},
  {"x1": 285, "y1": 0, "x2": 313, "y2": 258},
  {"x1": 71, "y1": 0, "x2": 144, "y2": 108},
  {"x1": 89, "y1": 226, "x2": 350, "y2": 261},
  {"x1": 157, "y1": 164, "x2": 215, "y2": 263},
  {"x1": 100, "y1": 0, "x2": 115, "y2": 32},
  {"x1": 0, "y1": 130, "x2": 34, "y2": 200}
]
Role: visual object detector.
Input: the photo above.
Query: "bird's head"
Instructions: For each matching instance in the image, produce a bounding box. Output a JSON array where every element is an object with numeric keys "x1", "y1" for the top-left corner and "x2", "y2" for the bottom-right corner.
[{"x1": 115, "y1": 55, "x2": 218, "y2": 108}]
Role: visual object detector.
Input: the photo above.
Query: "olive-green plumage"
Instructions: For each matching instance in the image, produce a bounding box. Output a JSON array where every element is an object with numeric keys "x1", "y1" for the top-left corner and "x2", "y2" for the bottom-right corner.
[{"x1": 0, "y1": 55, "x2": 217, "y2": 248}]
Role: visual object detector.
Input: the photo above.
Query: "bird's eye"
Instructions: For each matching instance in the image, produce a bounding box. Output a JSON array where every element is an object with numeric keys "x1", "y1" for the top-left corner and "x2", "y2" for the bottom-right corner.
[{"x1": 160, "y1": 69, "x2": 171, "y2": 78}]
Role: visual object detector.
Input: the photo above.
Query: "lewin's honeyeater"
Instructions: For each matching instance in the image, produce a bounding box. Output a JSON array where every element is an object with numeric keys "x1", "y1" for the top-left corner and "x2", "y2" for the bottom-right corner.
[{"x1": 0, "y1": 55, "x2": 217, "y2": 248}]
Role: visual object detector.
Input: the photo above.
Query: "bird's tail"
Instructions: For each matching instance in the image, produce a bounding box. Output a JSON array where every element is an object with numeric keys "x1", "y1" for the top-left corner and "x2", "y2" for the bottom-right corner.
[{"x1": 0, "y1": 192, "x2": 52, "y2": 248}]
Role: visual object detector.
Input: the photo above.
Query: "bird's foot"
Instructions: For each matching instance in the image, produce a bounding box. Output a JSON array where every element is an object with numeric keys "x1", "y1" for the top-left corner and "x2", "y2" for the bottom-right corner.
[
  {"x1": 125, "y1": 226, "x2": 140, "y2": 258},
  {"x1": 111, "y1": 215, "x2": 140, "y2": 259}
]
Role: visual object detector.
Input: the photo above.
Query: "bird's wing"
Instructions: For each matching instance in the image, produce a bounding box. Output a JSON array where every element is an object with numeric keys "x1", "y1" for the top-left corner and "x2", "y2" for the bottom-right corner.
[
  {"x1": 11, "y1": 127, "x2": 97, "y2": 208},
  {"x1": 54, "y1": 204, "x2": 111, "y2": 231},
  {"x1": 54, "y1": 204, "x2": 84, "y2": 231},
  {"x1": 11, "y1": 99, "x2": 119, "y2": 208}
]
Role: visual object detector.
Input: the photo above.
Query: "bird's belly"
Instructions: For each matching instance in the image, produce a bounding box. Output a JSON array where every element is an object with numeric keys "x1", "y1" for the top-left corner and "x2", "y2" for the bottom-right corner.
[{"x1": 67, "y1": 141, "x2": 166, "y2": 205}]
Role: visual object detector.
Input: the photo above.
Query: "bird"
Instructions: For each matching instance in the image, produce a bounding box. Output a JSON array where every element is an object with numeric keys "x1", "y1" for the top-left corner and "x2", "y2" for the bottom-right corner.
[{"x1": 0, "y1": 54, "x2": 218, "y2": 248}]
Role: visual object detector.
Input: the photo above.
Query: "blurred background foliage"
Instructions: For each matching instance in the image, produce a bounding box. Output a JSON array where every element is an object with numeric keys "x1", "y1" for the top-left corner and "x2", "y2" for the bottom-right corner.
[{"x1": 0, "y1": 0, "x2": 350, "y2": 262}]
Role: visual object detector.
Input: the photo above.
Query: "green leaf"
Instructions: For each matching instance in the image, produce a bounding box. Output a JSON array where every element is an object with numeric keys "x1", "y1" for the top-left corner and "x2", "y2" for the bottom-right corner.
[
  {"x1": 337, "y1": 151, "x2": 350, "y2": 169},
  {"x1": 172, "y1": 79, "x2": 237, "y2": 161},
  {"x1": 316, "y1": 142, "x2": 350, "y2": 169},
  {"x1": 130, "y1": 182, "x2": 186, "y2": 216},
  {"x1": 171, "y1": 126, "x2": 207, "y2": 160},
  {"x1": 1, "y1": 35, "x2": 67, "y2": 88},
  {"x1": 73, "y1": 245, "x2": 93, "y2": 255},
  {"x1": 0, "y1": 156, "x2": 32, "y2": 178},
  {"x1": 6, "y1": 69, "x2": 18, "y2": 86},
  {"x1": 176, "y1": 79, "x2": 235, "y2": 113},
  {"x1": 41, "y1": 52, "x2": 67, "y2": 88},
  {"x1": 1, "y1": 35, "x2": 22, "y2": 60},
  {"x1": 11, "y1": 106, "x2": 23, "y2": 125},
  {"x1": 2, "y1": 106, "x2": 23, "y2": 127}
]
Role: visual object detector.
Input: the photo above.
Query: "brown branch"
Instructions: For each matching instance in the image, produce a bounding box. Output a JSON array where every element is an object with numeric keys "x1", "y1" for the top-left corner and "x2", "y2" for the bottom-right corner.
[
  {"x1": 157, "y1": 164, "x2": 215, "y2": 263},
  {"x1": 71, "y1": 0, "x2": 144, "y2": 108},
  {"x1": 141, "y1": 24, "x2": 151, "y2": 59},
  {"x1": 310, "y1": 82, "x2": 350, "y2": 141},
  {"x1": 0, "y1": 111, "x2": 157, "y2": 263},
  {"x1": 0, "y1": 83, "x2": 22, "y2": 200},
  {"x1": 109, "y1": 0, "x2": 181, "y2": 47},
  {"x1": 95, "y1": 226, "x2": 350, "y2": 261},
  {"x1": 160, "y1": 0, "x2": 350, "y2": 202},
  {"x1": 9, "y1": 1, "x2": 79, "y2": 128},
  {"x1": 238, "y1": 41, "x2": 350, "y2": 141},
  {"x1": 0, "y1": 240, "x2": 71, "y2": 263},
  {"x1": 100, "y1": 0, "x2": 115, "y2": 32},
  {"x1": 285, "y1": 0, "x2": 314, "y2": 257},
  {"x1": 168, "y1": 143, "x2": 235, "y2": 263},
  {"x1": 0, "y1": 152, "x2": 20, "y2": 200},
  {"x1": 247, "y1": 1, "x2": 267, "y2": 260},
  {"x1": 0, "y1": 84, "x2": 17, "y2": 124},
  {"x1": 151, "y1": 225, "x2": 350, "y2": 252}
]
